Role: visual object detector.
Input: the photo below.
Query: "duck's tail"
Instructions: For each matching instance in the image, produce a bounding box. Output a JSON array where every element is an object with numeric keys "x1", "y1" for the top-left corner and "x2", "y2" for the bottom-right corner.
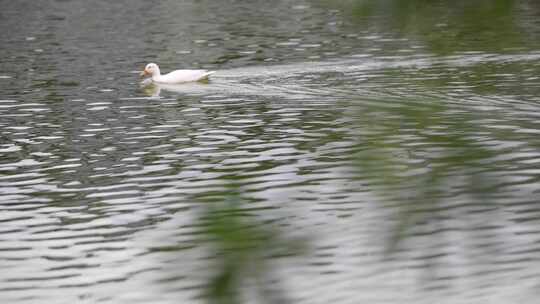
[{"x1": 199, "y1": 71, "x2": 216, "y2": 81}]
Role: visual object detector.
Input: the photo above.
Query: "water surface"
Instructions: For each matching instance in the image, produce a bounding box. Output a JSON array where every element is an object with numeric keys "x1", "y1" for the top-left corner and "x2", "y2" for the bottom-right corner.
[{"x1": 2, "y1": 0, "x2": 540, "y2": 303}]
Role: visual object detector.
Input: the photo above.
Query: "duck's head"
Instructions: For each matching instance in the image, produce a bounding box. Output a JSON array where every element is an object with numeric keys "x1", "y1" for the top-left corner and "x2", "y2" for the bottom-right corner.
[{"x1": 140, "y1": 63, "x2": 160, "y2": 77}]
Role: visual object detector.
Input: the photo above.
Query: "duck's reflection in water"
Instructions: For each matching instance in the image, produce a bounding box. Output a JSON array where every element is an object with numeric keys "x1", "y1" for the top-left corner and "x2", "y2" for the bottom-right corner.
[{"x1": 140, "y1": 79, "x2": 214, "y2": 97}]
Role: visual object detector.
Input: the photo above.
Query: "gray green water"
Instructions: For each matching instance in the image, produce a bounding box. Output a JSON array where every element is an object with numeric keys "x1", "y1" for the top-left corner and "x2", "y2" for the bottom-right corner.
[{"x1": 2, "y1": 0, "x2": 540, "y2": 303}]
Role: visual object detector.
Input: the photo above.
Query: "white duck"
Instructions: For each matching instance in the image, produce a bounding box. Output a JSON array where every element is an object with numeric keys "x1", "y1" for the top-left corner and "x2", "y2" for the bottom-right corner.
[{"x1": 140, "y1": 63, "x2": 215, "y2": 84}]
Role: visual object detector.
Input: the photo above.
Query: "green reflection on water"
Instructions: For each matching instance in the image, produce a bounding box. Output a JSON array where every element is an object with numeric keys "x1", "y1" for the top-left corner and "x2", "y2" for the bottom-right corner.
[
  {"x1": 352, "y1": 97, "x2": 498, "y2": 253},
  {"x1": 198, "y1": 187, "x2": 307, "y2": 304},
  {"x1": 321, "y1": 0, "x2": 534, "y2": 54}
]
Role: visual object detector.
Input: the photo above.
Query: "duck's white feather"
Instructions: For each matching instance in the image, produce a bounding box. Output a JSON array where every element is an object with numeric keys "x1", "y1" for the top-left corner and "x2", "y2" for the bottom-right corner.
[{"x1": 153, "y1": 69, "x2": 215, "y2": 84}]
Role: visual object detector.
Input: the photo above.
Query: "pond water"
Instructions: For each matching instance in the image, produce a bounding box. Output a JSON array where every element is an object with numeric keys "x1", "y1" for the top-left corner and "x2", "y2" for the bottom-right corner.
[{"x1": 2, "y1": 0, "x2": 540, "y2": 303}]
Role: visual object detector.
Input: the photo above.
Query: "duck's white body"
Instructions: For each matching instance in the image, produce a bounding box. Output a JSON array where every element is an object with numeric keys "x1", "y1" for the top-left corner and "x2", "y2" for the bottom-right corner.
[{"x1": 141, "y1": 63, "x2": 215, "y2": 84}]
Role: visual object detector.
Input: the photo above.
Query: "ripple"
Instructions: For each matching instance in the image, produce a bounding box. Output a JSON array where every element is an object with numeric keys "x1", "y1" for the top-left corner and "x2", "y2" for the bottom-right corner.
[{"x1": 2, "y1": 9, "x2": 540, "y2": 303}]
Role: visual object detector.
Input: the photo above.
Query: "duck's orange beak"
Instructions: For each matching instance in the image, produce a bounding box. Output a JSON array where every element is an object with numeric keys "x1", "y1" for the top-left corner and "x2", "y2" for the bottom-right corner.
[{"x1": 140, "y1": 69, "x2": 149, "y2": 77}]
